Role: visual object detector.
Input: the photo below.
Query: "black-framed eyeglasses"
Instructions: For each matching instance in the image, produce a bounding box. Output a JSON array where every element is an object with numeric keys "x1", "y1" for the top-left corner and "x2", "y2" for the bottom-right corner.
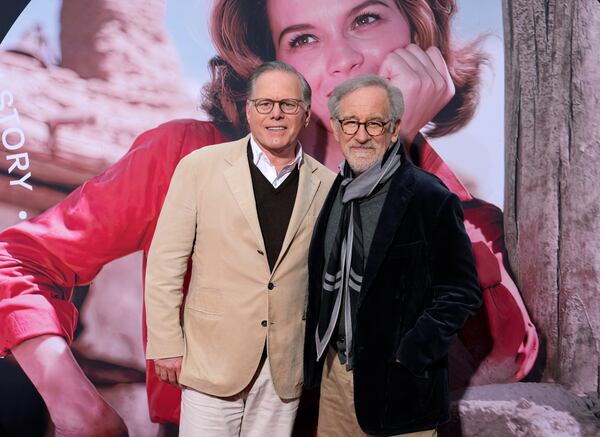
[
  {"x1": 249, "y1": 98, "x2": 306, "y2": 115},
  {"x1": 336, "y1": 118, "x2": 392, "y2": 137}
]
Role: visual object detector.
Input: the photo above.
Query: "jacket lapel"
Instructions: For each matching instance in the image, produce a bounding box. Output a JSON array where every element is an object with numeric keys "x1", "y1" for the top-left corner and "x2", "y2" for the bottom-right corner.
[
  {"x1": 308, "y1": 174, "x2": 343, "y2": 286},
  {"x1": 358, "y1": 159, "x2": 416, "y2": 308},
  {"x1": 271, "y1": 156, "x2": 321, "y2": 273},
  {"x1": 223, "y1": 136, "x2": 266, "y2": 253}
]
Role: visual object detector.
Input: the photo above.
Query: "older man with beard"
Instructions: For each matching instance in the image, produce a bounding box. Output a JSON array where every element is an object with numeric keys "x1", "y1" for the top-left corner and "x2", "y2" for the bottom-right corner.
[{"x1": 304, "y1": 75, "x2": 482, "y2": 437}]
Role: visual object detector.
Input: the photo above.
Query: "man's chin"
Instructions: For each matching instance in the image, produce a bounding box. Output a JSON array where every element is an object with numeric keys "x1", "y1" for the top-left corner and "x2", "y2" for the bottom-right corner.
[
  {"x1": 263, "y1": 139, "x2": 297, "y2": 153},
  {"x1": 347, "y1": 158, "x2": 377, "y2": 176},
  {"x1": 262, "y1": 136, "x2": 285, "y2": 146}
]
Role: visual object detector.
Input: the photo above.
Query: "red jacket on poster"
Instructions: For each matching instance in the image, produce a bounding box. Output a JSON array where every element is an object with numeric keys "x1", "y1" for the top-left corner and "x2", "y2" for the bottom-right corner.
[{"x1": 0, "y1": 119, "x2": 538, "y2": 424}]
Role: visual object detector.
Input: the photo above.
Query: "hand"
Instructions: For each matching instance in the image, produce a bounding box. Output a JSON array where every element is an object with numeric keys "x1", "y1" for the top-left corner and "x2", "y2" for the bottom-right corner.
[
  {"x1": 379, "y1": 44, "x2": 455, "y2": 145},
  {"x1": 11, "y1": 335, "x2": 128, "y2": 436},
  {"x1": 154, "y1": 356, "x2": 183, "y2": 386}
]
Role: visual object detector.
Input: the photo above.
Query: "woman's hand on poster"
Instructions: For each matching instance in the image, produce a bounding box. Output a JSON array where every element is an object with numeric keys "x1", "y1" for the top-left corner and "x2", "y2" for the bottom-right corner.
[
  {"x1": 379, "y1": 44, "x2": 455, "y2": 145},
  {"x1": 154, "y1": 356, "x2": 183, "y2": 386}
]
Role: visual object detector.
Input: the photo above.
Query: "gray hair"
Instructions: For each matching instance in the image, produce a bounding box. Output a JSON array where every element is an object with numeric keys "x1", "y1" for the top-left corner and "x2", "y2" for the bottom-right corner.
[
  {"x1": 328, "y1": 75, "x2": 404, "y2": 131},
  {"x1": 247, "y1": 61, "x2": 312, "y2": 106}
]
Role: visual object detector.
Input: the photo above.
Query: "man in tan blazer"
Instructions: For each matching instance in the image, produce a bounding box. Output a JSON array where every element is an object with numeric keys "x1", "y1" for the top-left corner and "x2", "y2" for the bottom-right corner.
[{"x1": 145, "y1": 61, "x2": 335, "y2": 437}]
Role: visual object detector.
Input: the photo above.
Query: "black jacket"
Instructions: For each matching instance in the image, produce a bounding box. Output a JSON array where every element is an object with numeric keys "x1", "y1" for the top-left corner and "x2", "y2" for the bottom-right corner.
[{"x1": 304, "y1": 157, "x2": 482, "y2": 436}]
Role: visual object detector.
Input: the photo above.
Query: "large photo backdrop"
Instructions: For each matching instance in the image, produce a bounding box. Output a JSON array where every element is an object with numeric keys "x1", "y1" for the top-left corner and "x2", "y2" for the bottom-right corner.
[{"x1": 4, "y1": 1, "x2": 597, "y2": 436}]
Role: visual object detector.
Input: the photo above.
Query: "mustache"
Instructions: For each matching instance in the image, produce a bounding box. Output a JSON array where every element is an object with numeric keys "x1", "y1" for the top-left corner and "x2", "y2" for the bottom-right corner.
[{"x1": 349, "y1": 141, "x2": 377, "y2": 149}]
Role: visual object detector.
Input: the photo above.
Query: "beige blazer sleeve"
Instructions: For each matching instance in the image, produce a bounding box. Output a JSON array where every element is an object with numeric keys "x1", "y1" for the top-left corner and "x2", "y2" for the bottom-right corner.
[{"x1": 145, "y1": 154, "x2": 198, "y2": 359}]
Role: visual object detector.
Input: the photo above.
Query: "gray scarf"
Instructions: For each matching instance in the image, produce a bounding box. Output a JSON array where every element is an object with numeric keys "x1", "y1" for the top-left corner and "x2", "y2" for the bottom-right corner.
[{"x1": 315, "y1": 141, "x2": 403, "y2": 363}]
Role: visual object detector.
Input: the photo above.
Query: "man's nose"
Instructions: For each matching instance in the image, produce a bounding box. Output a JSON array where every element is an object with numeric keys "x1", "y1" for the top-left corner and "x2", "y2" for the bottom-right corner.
[
  {"x1": 354, "y1": 124, "x2": 371, "y2": 143},
  {"x1": 270, "y1": 102, "x2": 284, "y2": 118}
]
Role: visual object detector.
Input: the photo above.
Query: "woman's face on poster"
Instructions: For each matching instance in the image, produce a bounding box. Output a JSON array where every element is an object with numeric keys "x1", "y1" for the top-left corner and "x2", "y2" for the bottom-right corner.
[{"x1": 267, "y1": 0, "x2": 411, "y2": 130}]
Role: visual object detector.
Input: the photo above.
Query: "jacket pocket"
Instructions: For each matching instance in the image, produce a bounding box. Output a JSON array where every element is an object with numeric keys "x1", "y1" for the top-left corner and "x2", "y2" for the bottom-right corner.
[
  {"x1": 185, "y1": 288, "x2": 223, "y2": 318},
  {"x1": 382, "y1": 361, "x2": 434, "y2": 426}
]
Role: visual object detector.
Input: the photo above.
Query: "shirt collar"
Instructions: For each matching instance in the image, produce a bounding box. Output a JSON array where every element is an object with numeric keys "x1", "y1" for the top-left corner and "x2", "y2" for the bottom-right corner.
[{"x1": 249, "y1": 134, "x2": 303, "y2": 170}]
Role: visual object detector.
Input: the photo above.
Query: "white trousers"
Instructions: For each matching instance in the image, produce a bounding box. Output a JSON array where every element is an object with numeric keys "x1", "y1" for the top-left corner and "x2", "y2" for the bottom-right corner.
[{"x1": 179, "y1": 356, "x2": 300, "y2": 437}]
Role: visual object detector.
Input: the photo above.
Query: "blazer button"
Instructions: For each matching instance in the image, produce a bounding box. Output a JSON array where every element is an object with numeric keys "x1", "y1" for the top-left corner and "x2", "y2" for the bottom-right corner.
[
  {"x1": 261, "y1": 320, "x2": 268, "y2": 327},
  {"x1": 267, "y1": 282, "x2": 274, "y2": 290}
]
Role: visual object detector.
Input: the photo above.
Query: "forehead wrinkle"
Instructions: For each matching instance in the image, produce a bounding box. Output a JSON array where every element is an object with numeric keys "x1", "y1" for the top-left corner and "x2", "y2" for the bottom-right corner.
[
  {"x1": 253, "y1": 72, "x2": 303, "y2": 100},
  {"x1": 339, "y1": 103, "x2": 390, "y2": 121},
  {"x1": 339, "y1": 86, "x2": 390, "y2": 113}
]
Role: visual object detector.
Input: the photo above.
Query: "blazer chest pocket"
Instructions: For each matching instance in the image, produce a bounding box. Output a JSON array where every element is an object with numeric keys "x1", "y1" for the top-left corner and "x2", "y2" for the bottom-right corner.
[
  {"x1": 388, "y1": 240, "x2": 424, "y2": 257},
  {"x1": 185, "y1": 288, "x2": 223, "y2": 318}
]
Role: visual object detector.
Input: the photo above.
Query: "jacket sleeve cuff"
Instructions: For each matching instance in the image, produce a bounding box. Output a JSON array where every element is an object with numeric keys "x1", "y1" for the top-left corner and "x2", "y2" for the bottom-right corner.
[
  {"x1": 145, "y1": 337, "x2": 185, "y2": 360},
  {"x1": 0, "y1": 295, "x2": 78, "y2": 356}
]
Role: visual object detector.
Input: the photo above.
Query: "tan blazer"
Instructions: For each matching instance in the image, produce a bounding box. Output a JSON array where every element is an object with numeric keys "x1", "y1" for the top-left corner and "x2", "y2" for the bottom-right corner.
[{"x1": 145, "y1": 135, "x2": 335, "y2": 399}]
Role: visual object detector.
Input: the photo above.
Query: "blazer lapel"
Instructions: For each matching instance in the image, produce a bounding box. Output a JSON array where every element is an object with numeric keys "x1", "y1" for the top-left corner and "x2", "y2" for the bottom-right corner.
[
  {"x1": 359, "y1": 159, "x2": 416, "y2": 308},
  {"x1": 271, "y1": 157, "x2": 321, "y2": 273},
  {"x1": 224, "y1": 136, "x2": 266, "y2": 252},
  {"x1": 308, "y1": 174, "x2": 343, "y2": 286},
  {"x1": 307, "y1": 173, "x2": 342, "y2": 329}
]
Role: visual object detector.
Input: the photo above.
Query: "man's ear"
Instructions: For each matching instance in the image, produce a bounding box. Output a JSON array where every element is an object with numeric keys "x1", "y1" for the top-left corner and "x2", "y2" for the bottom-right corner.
[
  {"x1": 304, "y1": 107, "x2": 311, "y2": 127},
  {"x1": 245, "y1": 100, "x2": 252, "y2": 125},
  {"x1": 392, "y1": 119, "x2": 401, "y2": 142}
]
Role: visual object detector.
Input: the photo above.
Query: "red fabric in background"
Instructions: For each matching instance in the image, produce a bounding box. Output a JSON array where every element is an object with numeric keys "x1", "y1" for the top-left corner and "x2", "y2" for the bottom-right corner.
[{"x1": 418, "y1": 138, "x2": 538, "y2": 383}]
